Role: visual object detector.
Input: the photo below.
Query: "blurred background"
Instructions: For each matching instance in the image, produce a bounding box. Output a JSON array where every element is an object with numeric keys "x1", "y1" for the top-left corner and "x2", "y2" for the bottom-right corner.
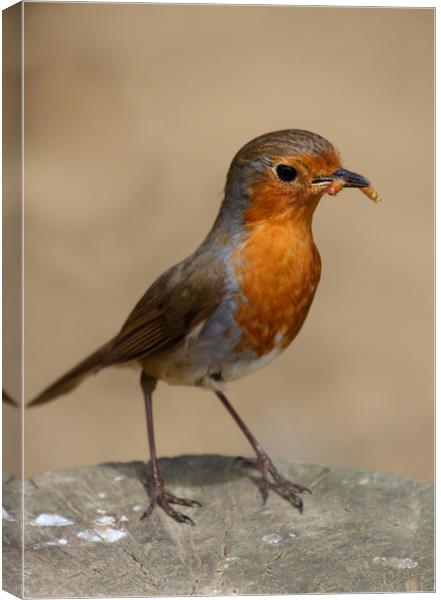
[{"x1": 4, "y1": 4, "x2": 433, "y2": 482}]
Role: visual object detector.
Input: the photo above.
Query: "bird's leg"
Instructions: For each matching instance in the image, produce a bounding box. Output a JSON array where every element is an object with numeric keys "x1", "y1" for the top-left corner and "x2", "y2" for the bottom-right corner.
[
  {"x1": 215, "y1": 391, "x2": 310, "y2": 513},
  {"x1": 140, "y1": 372, "x2": 200, "y2": 525}
]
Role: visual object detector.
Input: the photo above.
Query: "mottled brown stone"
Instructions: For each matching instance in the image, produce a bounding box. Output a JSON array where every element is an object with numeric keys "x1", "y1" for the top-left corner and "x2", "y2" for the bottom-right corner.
[{"x1": 3, "y1": 455, "x2": 434, "y2": 597}]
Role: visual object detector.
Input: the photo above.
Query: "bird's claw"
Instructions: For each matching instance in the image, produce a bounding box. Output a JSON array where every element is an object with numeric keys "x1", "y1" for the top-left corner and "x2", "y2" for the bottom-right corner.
[
  {"x1": 259, "y1": 476, "x2": 270, "y2": 506},
  {"x1": 141, "y1": 483, "x2": 201, "y2": 526},
  {"x1": 266, "y1": 466, "x2": 309, "y2": 513},
  {"x1": 238, "y1": 453, "x2": 310, "y2": 513},
  {"x1": 273, "y1": 478, "x2": 306, "y2": 512}
]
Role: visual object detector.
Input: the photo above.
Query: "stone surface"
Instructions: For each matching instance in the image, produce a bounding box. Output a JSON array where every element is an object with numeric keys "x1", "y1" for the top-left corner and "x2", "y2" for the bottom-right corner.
[{"x1": 3, "y1": 455, "x2": 434, "y2": 596}]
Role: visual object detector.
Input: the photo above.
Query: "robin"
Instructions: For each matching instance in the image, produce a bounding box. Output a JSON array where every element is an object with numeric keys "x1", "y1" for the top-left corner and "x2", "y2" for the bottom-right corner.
[{"x1": 29, "y1": 129, "x2": 377, "y2": 525}]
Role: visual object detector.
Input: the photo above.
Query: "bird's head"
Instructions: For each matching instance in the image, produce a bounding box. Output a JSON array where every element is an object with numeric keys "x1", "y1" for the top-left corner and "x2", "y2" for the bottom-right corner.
[{"x1": 222, "y1": 129, "x2": 371, "y2": 228}]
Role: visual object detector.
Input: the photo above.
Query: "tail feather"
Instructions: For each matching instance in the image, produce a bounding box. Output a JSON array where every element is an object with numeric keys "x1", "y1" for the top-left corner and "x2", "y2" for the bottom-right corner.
[
  {"x1": 28, "y1": 340, "x2": 114, "y2": 408},
  {"x1": 3, "y1": 389, "x2": 18, "y2": 406}
]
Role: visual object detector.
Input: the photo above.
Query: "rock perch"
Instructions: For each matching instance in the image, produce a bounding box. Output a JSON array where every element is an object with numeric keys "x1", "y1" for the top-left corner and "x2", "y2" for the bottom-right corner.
[{"x1": 2, "y1": 455, "x2": 434, "y2": 596}]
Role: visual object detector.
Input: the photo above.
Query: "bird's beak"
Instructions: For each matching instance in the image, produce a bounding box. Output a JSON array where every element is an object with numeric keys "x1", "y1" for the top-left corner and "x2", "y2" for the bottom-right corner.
[{"x1": 312, "y1": 168, "x2": 371, "y2": 189}]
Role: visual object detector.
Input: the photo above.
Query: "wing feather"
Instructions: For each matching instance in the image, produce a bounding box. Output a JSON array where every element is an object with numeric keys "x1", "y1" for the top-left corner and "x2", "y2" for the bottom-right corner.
[{"x1": 102, "y1": 252, "x2": 226, "y2": 365}]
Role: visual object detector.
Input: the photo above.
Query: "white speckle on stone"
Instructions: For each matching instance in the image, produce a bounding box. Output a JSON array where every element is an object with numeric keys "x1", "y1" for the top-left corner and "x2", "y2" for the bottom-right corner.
[
  {"x1": 33, "y1": 541, "x2": 56, "y2": 549},
  {"x1": 77, "y1": 527, "x2": 127, "y2": 543},
  {"x1": 98, "y1": 492, "x2": 107, "y2": 499},
  {"x1": 96, "y1": 508, "x2": 106, "y2": 514},
  {"x1": 120, "y1": 515, "x2": 129, "y2": 522},
  {"x1": 30, "y1": 514, "x2": 74, "y2": 527},
  {"x1": 373, "y1": 556, "x2": 418, "y2": 569},
  {"x1": 99, "y1": 527, "x2": 127, "y2": 543},
  {"x1": 3, "y1": 507, "x2": 15, "y2": 522},
  {"x1": 223, "y1": 556, "x2": 240, "y2": 569},
  {"x1": 288, "y1": 532, "x2": 298, "y2": 538},
  {"x1": 77, "y1": 529, "x2": 102, "y2": 543},
  {"x1": 262, "y1": 533, "x2": 283, "y2": 545},
  {"x1": 33, "y1": 538, "x2": 69, "y2": 550},
  {"x1": 113, "y1": 475, "x2": 126, "y2": 482},
  {"x1": 359, "y1": 478, "x2": 370, "y2": 485},
  {"x1": 95, "y1": 516, "x2": 116, "y2": 526},
  {"x1": 132, "y1": 504, "x2": 142, "y2": 512},
  {"x1": 397, "y1": 558, "x2": 419, "y2": 569}
]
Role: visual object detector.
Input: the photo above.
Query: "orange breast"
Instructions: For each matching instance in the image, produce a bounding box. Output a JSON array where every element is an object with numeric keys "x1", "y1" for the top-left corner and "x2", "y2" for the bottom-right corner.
[{"x1": 233, "y1": 216, "x2": 321, "y2": 357}]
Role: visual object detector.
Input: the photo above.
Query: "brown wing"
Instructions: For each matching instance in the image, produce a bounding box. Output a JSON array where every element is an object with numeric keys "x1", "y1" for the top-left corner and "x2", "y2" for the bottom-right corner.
[{"x1": 102, "y1": 252, "x2": 226, "y2": 365}]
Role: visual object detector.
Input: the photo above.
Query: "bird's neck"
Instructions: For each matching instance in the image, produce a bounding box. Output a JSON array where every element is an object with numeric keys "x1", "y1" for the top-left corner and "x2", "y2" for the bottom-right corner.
[
  {"x1": 239, "y1": 206, "x2": 320, "y2": 269},
  {"x1": 242, "y1": 191, "x2": 322, "y2": 250},
  {"x1": 208, "y1": 187, "x2": 322, "y2": 245}
]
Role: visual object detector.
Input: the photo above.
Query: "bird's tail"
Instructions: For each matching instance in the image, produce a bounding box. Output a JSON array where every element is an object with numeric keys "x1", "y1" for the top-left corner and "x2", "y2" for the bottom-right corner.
[
  {"x1": 3, "y1": 389, "x2": 18, "y2": 406},
  {"x1": 28, "y1": 340, "x2": 115, "y2": 408}
]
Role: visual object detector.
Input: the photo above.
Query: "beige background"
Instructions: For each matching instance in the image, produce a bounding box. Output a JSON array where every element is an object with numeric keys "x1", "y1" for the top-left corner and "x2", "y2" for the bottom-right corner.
[{"x1": 4, "y1": 4, "x2": 433, "y2": 482}]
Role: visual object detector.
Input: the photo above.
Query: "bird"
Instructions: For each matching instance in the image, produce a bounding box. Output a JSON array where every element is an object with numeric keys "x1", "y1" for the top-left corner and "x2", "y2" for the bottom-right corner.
[{"x1": 29, "y1": 129, "x2": 377, "y2": 526}]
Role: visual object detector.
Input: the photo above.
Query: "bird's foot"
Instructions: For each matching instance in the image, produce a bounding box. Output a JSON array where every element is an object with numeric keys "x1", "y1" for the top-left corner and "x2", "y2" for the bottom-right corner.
[
  {"x1": 236, "y1": 454, "x2": 310, "y2": 513},
  {"x1": 141, "y1": 478, "x2": 201, "y2": 526}
]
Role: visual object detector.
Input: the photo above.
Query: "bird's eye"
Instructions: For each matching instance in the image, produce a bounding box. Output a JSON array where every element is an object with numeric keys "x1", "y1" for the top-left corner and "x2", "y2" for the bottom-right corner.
[{"x1": 275, "y1": 164, "x2": 298, "y2": 182}]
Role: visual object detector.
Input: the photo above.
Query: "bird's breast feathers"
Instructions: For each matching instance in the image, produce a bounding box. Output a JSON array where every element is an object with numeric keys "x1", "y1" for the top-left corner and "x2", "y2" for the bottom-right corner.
[{"x1": 231, "y1": 219, "x2": 322, "y2": 358}]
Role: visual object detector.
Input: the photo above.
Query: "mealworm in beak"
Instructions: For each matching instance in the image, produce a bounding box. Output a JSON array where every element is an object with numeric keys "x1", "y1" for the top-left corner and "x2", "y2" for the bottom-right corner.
[
  {"x1": 325, "y1": 180, "x2": 381, "y2": 203},
  {"x1": 360, "y1": 186, "x2": 381, "y2": 203},
  {"x1": 326, "y1": 179, "x2": 346, "y2": 196}
]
